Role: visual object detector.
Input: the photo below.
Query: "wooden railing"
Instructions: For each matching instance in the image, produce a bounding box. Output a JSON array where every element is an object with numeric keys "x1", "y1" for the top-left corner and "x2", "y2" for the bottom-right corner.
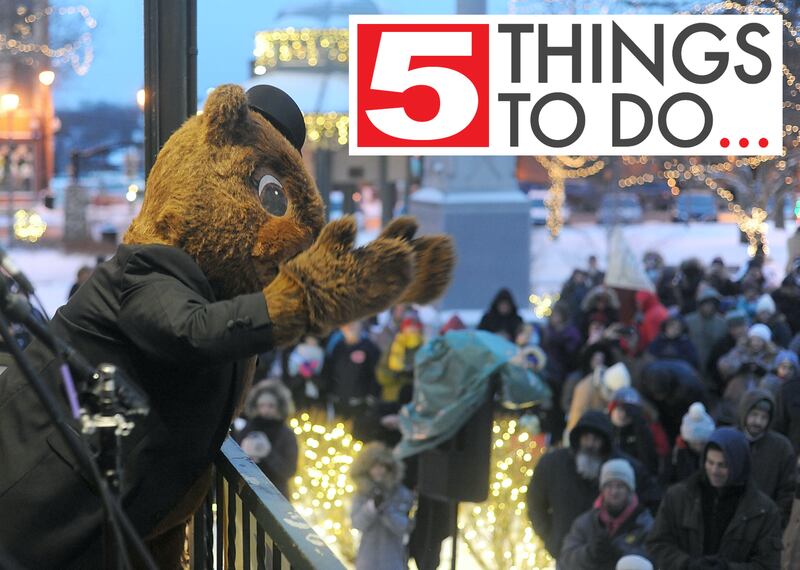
[{"x1": 189, "y1": 437, "x2": 347, "y2": 570}]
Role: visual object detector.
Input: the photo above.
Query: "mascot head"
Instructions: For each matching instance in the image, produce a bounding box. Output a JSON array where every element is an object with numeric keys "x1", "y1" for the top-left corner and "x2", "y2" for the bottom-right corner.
[{"x1": 124, "y1": 84, "x2": 325, "y2": 299}]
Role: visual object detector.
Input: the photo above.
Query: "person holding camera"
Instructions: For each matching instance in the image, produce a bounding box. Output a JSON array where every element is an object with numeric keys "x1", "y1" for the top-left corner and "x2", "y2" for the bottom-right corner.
[{"x1": 351, "y1": 442, "x2": 414, "y2": 570}]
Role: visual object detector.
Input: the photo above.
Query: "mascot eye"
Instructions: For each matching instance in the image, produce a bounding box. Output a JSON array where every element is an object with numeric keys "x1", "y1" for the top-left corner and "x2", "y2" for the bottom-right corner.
[{"x1": 258, "y1": 174, "x2": 288, "y2": 216}]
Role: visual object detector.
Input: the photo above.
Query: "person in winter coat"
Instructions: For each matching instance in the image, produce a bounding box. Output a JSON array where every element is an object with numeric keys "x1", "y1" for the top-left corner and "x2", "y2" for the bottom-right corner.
[
  {"x1": 578, "y1": 285, "x2": 621, "y2": 339},
  {"x1": 673, "y1": 258, "x2": 706, "y2": 315},
  {"x1": 705, "y1": 310, "x2": 749, "y2": 396},
  {"x1": 684, "y1": 287, "x2": 727, "y2": 378},
  {"x1": 774, "y1": 371, "x2": 800, "y2": 455},
  {"x1": 638, "y1": 359, "x2": 708, "y2": 442},
  {"x1": 527, "y1": 411, "x2": 660, "y2": 559},
  {"x1": 561, "y1": 269, "x2": 592, "y2": 322},
  {"x1": 237, "y1": 380, "x2": 299, "y2": 498},
  {"x1": 560, "y1": 459, "x2": 655, "y2": 570},
  {"x1": 351, "y1": 442, "x2": 414, "y2": 570},
  {"x1": 753, "y1": 293, "x2": 792, "y2": 348},
  {"x1": 760, "y1": 350, "x2": 799, "y2": 399},
  {"x1": 635, "y1": 291, "x2": 669, "y2": 353},
  {"x1": 717, "y1": 324, "x2": 779, "y2": 411},
  {"x1": 322, "y1": 320, "x2": 381, "y2": 418},
  {"x1": 646, "y1": 316, "x2": 700, "y2": 369},
  {"x1": 664, "y1": 402, "x2": 716, "y2": 485},
  {"x1": 706, "y1": 257, "x2": 738, "y2": 297},
  {"x1": 737, "y1": 282, "x2": 763, "y2": 322},
  {"x1": 285, "y1": 335, "x2": 325, "y2": 410},
  {"x1": 543, "y1": 303, "x2": 582, "y2": 385},
  {"x1": 771, "y1": 268, "x2": 800, "y2": 335},
  {"x1": 376, "y1": 315, "x2": 423, "y2": 402},
  {"x1": 478, "y1": 288, "x2": 523, "y2": 341},
  {"x1": 608, "y1": 388, "x2": 661, "y2": 476},
  {"x1": 646, "y1": 427, "x2": 782, "y2": 570},
  {"x1": 738, "y1": 388, "x2": 797, "y2": 527},
  {"x1": 567, "y1": 362, "x2": 632, "y2": 434}
]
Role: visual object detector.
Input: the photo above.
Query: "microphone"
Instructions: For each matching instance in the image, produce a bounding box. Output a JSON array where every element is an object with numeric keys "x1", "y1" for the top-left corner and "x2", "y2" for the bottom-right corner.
[{"x1": 0, "y1": 246, "x2": 34, "y2": 295}]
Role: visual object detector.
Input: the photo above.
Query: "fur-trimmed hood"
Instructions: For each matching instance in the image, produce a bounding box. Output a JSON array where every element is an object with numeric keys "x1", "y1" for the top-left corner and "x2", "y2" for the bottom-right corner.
[
  {"x1": 350, "y1": 442, "x2": 404, "y2": 494},
  {"x1": 244, "y1": 378, "x2": 295, "y2": 421},
  {"x1": 581, "y1": 285, "x2": 621, "y2": 312}
]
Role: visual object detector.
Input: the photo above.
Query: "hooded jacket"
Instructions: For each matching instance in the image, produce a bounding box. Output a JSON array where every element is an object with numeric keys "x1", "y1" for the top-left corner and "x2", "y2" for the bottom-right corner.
[
  {"x1": 478, "y1": 288, "x2": 523, "y2": 340},
  {"x1": 350, "y1": 443, "x2": 414, "y2": 570},
  {"x1": 527, "y1": 411, "x2": 659, "y2": 558},
  {"x1": 635, "y1": 291, "x2": 669, "y2": 351},
  {"x1": 738, "y1": 389, "x2": 797, "y2": 526},
  {"x1": 646, "y1": 428, "x2": 782, "y2": 569}
]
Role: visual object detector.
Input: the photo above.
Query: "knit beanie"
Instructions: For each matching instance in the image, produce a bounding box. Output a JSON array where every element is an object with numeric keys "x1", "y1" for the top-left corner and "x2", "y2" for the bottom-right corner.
[
  {"x1": 600, "y1": 458, "x2": 636, "y2": 492},
  {"x1": 680, "y1": 402, "x2": 715, "y2": 444},
  {"x1": 616, "y1": 555, "x2": 654, "y2": 570},
  {"x1": 755, "y1": 294, "x2": 776, "y2": 316},
  {"x1": 748, "y1": 323, "x2": 772, "y2": 343}
]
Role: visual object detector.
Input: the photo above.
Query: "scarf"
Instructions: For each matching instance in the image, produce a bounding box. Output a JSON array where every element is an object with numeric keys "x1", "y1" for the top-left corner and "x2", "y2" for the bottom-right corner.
[{"x1": 594, "y1": 493, "x2": 639, "y2": 537}]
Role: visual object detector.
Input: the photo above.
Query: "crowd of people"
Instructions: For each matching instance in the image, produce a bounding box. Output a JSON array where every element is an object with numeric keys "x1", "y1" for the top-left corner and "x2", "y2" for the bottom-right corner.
[
  {"x1": 227, "y1": 248, "x2": 800, "y2": 569},
  {"x1": 529, "y1": 251, "x2": 800, "y2": 569}
]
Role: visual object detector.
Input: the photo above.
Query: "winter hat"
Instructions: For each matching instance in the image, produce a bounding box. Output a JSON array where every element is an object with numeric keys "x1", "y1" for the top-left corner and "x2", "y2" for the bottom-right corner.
[
  {"x1": 616, "y1": 555, "x2": 654, "y2": 570},
  {"x1": 696, "y1": 286, "x2": 721, "y2": 306},
  {"x1": 611, "y1": 386, "x2": 642, "y2": 407},
  {"x1": 680, "y1": 402, "x2": 716, "y2": 444},
  {"x1": 400, "y1": 316, "x2": 421, "y2": 332},
  {"x1": 600, "y1": 458, "x2": 636, "y2": 491},
  {"x1": 774, "y1": 350, "x2": 799, "y2": 371},
  {"x1": 600, "y1": 362, "x2": 631, "y2": 400},
  {"x1": 748, "y1": 323, "x2": 772, "y2": 343},
  {"x1": 725, "y1": 310, "x2": 747, "y2": 328},
  {"x1": 755, "y1": 294, "x2": 776, "y2": 316}
]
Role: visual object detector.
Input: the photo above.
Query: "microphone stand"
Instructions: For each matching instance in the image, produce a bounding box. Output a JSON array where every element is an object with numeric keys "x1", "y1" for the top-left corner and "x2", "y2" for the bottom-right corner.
[{"x1": 0, "y1": 282, "x2": 157, "y2": 570}]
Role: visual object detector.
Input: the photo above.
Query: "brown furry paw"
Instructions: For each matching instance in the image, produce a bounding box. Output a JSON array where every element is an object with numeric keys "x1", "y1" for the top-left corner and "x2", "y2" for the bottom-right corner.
[
  {"x1": 280, "y1": 216, "x2": 414, "y2": 333},
  {"x1": 380, "y1": 216, "x2": 456, "y2": 305}
]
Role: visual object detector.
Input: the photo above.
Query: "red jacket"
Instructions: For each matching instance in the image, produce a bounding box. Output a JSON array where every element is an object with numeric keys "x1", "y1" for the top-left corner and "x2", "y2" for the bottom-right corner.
[{"x1": 636, "y1": 291, "x2": 669, "y2": 352}]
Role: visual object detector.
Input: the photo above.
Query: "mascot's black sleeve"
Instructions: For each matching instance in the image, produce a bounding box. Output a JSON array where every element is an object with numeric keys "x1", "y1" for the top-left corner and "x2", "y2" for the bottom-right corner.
[{"x1": 115, "y1": 244, "x2": 275, "y2": 367}]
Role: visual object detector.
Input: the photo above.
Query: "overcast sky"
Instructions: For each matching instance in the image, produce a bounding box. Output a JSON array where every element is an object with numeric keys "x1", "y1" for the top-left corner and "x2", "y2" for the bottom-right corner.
[{"x1": 51, "y1": 0, "x2": 512, "y2": 110}]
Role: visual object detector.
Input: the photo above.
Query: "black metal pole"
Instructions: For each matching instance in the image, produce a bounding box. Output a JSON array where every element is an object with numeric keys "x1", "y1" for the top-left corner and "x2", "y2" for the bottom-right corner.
[
  {"x1": 144, "y1": 0, "x2": 197, "y2": 178},
  {"x1": 450, "y1": 501, "x2": 458, "y2": 570}
]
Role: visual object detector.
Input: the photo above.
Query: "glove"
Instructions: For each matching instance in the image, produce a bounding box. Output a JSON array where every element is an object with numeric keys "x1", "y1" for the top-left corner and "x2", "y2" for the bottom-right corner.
[
  {"x1": 587, "y1": 533, "x2": 619, "y2": 563},
  {"x1": 273, "y1": 216, "x2": 415, "y2": 335},
  {"x1": 378, "y1": 216, "x2": 455, "y2": 305}
]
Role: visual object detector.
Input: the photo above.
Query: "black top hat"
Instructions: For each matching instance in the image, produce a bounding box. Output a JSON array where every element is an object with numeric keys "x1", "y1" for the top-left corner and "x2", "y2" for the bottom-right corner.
[{"x1": 246, "y1": 85, "x2": 306, "y2": 153}]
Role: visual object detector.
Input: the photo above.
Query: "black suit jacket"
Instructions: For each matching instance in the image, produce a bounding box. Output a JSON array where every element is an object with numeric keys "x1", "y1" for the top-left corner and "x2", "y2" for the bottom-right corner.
[{"x1": 0, "y1": 244, "x2": 275, "y2": 568}]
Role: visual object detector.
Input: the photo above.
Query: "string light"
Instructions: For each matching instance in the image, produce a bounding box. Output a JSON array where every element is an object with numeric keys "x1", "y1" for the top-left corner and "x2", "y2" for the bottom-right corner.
[
  {"x1": 0, "y1": 5, "x2": 95, "y2": 76},
  {"x1": 304, "y1": 112, "x2": 349, "y2": 147},
  {"x1": 528, "y1": 292, "x2": 560, "y2": 319},
  {"x1": 13, "y1": 209, "x2": 46, "y2": 242},
  {"x1": 253, "y1": 28, "x2": 348, "y2": 70},
  {"x1": 287, "y1": 412, "x2": 552, "y2": 568},
  {"x1": 535, "y1": 157, "x2": 606, "y2": 238}
]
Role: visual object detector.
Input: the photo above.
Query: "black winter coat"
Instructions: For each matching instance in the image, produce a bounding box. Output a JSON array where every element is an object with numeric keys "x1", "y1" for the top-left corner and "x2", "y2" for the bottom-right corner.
[
  {"x1": 774, "y1": 377, "x2": 800, "y2": 455},
  {"x1": 0, "y1": 244, "x2": 276, "y2": 568},
  {"x1": 646, "y1": 472, "x2": 782, "y2": 569}
]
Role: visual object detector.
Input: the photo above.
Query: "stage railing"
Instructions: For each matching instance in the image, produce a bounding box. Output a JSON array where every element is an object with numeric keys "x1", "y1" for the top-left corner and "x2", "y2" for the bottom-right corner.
[{"x1": 189, "y1": 437, "x2": 346, "y2": 570}]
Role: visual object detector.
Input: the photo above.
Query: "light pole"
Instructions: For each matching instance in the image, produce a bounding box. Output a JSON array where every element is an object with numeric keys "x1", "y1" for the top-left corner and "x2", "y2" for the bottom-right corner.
[{"x1": 1, "y1": 93, "x2": 20, "y2": 247}]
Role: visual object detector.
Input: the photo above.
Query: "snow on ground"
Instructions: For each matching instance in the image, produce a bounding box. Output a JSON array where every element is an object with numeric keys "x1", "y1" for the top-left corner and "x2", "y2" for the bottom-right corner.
[
  {"x1": 16, "y1": 220, "x2": 794, "y2": 319},
  {"x1": 531, "y1": 220, "x2": 793, "y2": 294}
]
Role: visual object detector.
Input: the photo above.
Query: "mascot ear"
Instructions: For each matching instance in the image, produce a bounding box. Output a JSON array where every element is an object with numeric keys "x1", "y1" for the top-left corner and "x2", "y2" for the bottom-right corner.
[{"x1": 203, "y1": 84, "x2": 249, "y2": 146}]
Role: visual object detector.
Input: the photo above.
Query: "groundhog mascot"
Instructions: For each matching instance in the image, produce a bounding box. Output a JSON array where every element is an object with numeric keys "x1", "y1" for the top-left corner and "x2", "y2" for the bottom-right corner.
[{"x1": 0, "y1": 84, "x2": 454, "y2": 569}]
